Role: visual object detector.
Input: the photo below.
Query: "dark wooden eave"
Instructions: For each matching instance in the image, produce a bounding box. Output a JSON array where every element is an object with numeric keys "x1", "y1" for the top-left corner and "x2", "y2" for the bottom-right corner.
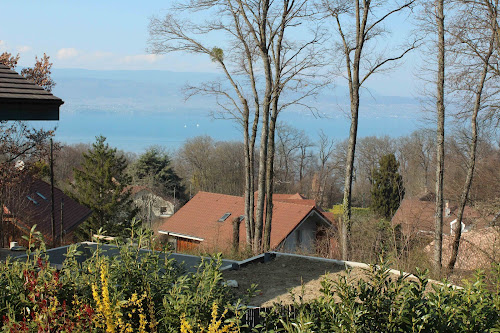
[{"x1": 0, "y1": 64, "x2": 63, "y2": 120}]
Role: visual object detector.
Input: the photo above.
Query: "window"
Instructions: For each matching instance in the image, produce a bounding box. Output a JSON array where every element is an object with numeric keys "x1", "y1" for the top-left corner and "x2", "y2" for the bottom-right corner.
[
  {"x1": 238, "y1": 215, "x2": 245, "y2": 222},
  {"x1": 27, "y1": 196, "x2": 38, "y2": 205},
  {"x1": 160, "y1": 206, "x2": 168, "y2": 215},
  {"x1": 36, "y1": 192, "x2": 47, "y2": 200},
  {"x1": 218, "y1": 212, "x2": 231, "y2": 222}
]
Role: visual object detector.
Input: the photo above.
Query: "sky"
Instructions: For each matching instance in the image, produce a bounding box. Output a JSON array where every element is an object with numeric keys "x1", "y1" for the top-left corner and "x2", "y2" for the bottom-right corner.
[
  {"x1": 0, "y1": 1, "x2": 220, "y2": 72},
  {"x1": 0, "y1": 0, "x2": 421, "y2": 98}
]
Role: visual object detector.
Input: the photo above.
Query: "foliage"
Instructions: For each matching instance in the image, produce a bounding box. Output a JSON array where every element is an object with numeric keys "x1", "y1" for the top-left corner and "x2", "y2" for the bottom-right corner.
[
  {"x1": 1, "y1": 225, "x2": 500, "y2": 332},
  {"x1": 257, "y1": 261, "x2": 500, "y2": 333},
  {"x1": 0, "y1": 225, "x2": 239, "y2": 333},
  {"x1": 180, "y1": 302, "x2": 239, "y2": 333},
  {"x1": 19, "y1": 54, "x2": 56, "y2": 92},
  {"x1": 0, "y1": 52, "x2": 55, "y2": 92},
  {"x1": 371, "y1": 154, "x2": 405, "y2": 219},
  {"x1": 330, "y1": 205, "x2": 370, "y2": 217},
  {"x1": 131, "y1": 146, "x2": 185, "y2": 201},
  {"x1": 71, "y1": 136, "x2": 137, "y2": 240}
]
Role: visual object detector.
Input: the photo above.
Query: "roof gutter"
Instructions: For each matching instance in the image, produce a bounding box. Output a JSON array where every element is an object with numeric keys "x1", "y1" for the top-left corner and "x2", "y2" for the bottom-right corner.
[{"x1": 158, "y1": 230, "x2": 204, "y2": 242}]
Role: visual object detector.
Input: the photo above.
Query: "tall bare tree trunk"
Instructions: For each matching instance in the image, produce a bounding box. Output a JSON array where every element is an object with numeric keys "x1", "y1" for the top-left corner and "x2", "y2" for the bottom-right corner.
[
  {"x1": 326, "y1": 0, "x2": 416, "y2": 260},
  {"x1": 340, "y1": 0, "x2": 364, "y2": 260},
  {"x1": 232, "y1": 216, "x2": 241, "y2": 252},
  {"x1": 448, "y1": 37, "x2": 494, "y2": 272},
  {"x1": 342, "y1": 90, "x2": 359, "y2": 260},
  {"x1": 243, "y1": 117, "x2": 253, "y2": 248},
  {"x1": 255, "y1": 108, "x2": 269, "y2": 251},
  {"x1": 254, "y1": 0, "x2": 273, "y2": 253},
  {"x1": 434, "y1": 0, "x2": 446, "y2": 274},
  {"x1": 264, "y1": 102, "x2": 278, "y2": 251}
]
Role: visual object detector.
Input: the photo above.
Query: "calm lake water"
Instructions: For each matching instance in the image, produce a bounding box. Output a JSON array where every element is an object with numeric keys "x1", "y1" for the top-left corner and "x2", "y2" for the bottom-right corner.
[{"x1": 33, "y1": 109, "x2": 426, "y2": 153}]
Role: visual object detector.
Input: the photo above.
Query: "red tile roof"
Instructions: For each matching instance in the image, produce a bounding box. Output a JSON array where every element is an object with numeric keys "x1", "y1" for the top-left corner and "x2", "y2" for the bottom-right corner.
[
  {"x1": 159, "y1": 191, "x2": 333, "y2": 250},
  {"x1": 4, "y1": 178, "x2": 92, "y2": 242},
  {"x1": 392, "y1": 198, "x2": 488, "y2": 236},
  {"x1": 426, "y1": 227, "x2": 500, "y2": 271}
]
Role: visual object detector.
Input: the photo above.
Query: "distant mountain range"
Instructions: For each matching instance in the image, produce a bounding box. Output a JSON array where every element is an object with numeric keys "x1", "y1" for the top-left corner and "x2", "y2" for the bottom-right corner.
[
  {"x1": 51, "y1": 68, "x2": 421, "y2": 118},
  {"x1": 42, "y1": 69, "x2": 426, "y2": 152}
]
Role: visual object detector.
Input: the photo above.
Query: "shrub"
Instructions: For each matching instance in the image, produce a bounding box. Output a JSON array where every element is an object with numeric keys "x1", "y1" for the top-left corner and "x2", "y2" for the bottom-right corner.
[
  {"x1": 259, "y1": 261, "x2": 500, "y2": 332},
  {"x1": 0, "y1": 225, "x2": 239, "y2": 333}
]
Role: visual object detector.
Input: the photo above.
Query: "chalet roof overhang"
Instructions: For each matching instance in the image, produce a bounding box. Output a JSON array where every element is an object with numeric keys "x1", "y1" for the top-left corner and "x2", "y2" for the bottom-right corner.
[{"x1": 0, "y1": 64, "x2": 63, "y2": 120}]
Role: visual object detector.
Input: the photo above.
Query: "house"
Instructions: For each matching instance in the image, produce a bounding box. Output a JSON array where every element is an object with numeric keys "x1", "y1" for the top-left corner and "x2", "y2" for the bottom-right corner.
[
  {"x1": 157, "y1": 191, "x2": 336, "y2": 254},
  {"x1": 2, "y1": 178, "x2": 92, "y2": 246},
  {"x1": 426, "y1": 227, "x2": 500, "y2": 271},
  {"x1": 128, "y1": 186, "x2": 175, "y2": 228},
  {"x1": 391, "y1": 193, "x2": 489, "y2": 238}
]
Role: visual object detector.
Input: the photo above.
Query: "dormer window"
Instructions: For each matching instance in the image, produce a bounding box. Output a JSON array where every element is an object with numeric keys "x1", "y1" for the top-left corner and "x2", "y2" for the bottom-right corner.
[
  {"x1": 239, "y1": 215, "x2": 245, "y2": 222},
  {"x1": 218, "y1": 212, "x2": 231, "y2": 222}
]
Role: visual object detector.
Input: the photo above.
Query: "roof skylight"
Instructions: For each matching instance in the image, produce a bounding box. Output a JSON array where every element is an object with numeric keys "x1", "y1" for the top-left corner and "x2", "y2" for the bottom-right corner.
[
  {"x1": 36, "y1": 192, "x2": 47, "y2": 200},
  {"x1": 218, "y1": 212, "x2": 231, "y2": 222},
  {"x1": 27, "y1": 196, "x2": 39, "y2": 205}
]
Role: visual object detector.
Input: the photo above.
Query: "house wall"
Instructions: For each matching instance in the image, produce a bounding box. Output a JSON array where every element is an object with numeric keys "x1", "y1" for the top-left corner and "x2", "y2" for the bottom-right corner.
[
  {"x1": 134, "y1": 191, "x2": 175, "y2": 222},
  {"x1": 280, "y1": 216, "x2": 317, "y2": 253},
  {"x1": 176, "y1": 237, "x2": 201, "y2": 252}
]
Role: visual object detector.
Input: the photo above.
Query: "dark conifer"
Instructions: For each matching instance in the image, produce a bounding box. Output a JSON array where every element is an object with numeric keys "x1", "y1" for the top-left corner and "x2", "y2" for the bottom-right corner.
[
  {"x1": 131, "y1": 146, "x2": 186, "y2": 201},
  {"x1": 72, "y1": 136, "x2": 136, "y2": 240},
  {"x1": 371, "y1": 154, "x2": 404, "y2": 219}
]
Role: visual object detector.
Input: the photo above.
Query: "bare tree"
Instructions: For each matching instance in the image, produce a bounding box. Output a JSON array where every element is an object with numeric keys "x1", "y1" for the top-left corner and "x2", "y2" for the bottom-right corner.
[
  {"x1": 312, "y1": 130, "x2": 335, "y2": 207},
  {"x1": 446, "y1": 0, "x2": 498, "y2": 271},
  {"x1": 149, "y1": 1, "x2": 263, "y2": 249},
  {"x1": 149, "y1": 0, "x2": 324, "y2": 253},
  {"x1": 321, "y1": 0, "x2": 418, "y2": 260},
  {"x1": 432, "y1": 0, "x2": 446, "y2": 274},
  {"x1": 397, "y1": 129, "x2": 435, "y2": 196}
]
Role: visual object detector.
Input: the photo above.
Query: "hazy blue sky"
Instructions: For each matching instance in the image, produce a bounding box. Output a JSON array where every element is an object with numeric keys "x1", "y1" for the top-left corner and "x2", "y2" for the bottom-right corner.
[{"x1": 0, "y1": 0, "x2": 420, "y2": 97}]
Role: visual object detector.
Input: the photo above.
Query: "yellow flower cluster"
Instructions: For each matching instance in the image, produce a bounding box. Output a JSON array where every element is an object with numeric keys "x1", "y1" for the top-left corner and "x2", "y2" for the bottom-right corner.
[
  {"x1": 92, "y1": 260, "x2": 119, "y2": 333},
  {"x1": 180, "y1": 302, "x2": 239, "y2": 333},
  {"x1": 91, "y1": 260, "x2": 149, "y2": 333}
]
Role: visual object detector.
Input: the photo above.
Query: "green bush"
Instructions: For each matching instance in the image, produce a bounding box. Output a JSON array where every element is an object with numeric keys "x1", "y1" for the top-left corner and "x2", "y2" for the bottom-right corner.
[
  {"x1": 2, "y1": 226, "x2": 500, "y2": 332},
  {"x1": 259, "y1": 261, "x2": 500, "y2": 333},
  {"x1": 0, "y1": 225, "x2": 239, "y2": 333}
]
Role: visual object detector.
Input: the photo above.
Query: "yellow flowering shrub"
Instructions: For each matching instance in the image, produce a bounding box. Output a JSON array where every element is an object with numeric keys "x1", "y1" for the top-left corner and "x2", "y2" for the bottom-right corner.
[
  {"x1": 91, "y1": 260, "x2": 150, "y2": 333},
  {"x1": 180, "y1": 302, "x2": 240, "y2": 333}
]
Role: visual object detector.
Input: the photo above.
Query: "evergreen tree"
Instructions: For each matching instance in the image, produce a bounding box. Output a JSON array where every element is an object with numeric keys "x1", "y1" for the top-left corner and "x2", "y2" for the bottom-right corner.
[
  {"x1": 371, "y1": 154, "x2": 404, "y2": 219},
  {"x1": 131, "y1": 146, "x2": 186, "y2": 201},
  {"x1": 72, "y1": 136, "x2": 136, "y2": 240}
]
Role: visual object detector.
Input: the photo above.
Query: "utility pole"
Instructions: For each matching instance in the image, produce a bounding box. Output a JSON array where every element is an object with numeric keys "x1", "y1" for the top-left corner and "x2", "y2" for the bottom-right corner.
[
  {"x1": 60, "y1": 198, "x2": 64, "y2": 246},
  {"x1": 50, "y1": 138, "x2": 56, "y2": 248}
]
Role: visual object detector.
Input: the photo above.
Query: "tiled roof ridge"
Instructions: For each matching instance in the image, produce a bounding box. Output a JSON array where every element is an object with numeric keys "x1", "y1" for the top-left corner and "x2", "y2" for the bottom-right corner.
[
  {"x1": 273, "y1": 199, "x2": 316, "y2": 209},
  {"x1": 197, "y1": 190, "x2": 243, "y2": 200}
]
